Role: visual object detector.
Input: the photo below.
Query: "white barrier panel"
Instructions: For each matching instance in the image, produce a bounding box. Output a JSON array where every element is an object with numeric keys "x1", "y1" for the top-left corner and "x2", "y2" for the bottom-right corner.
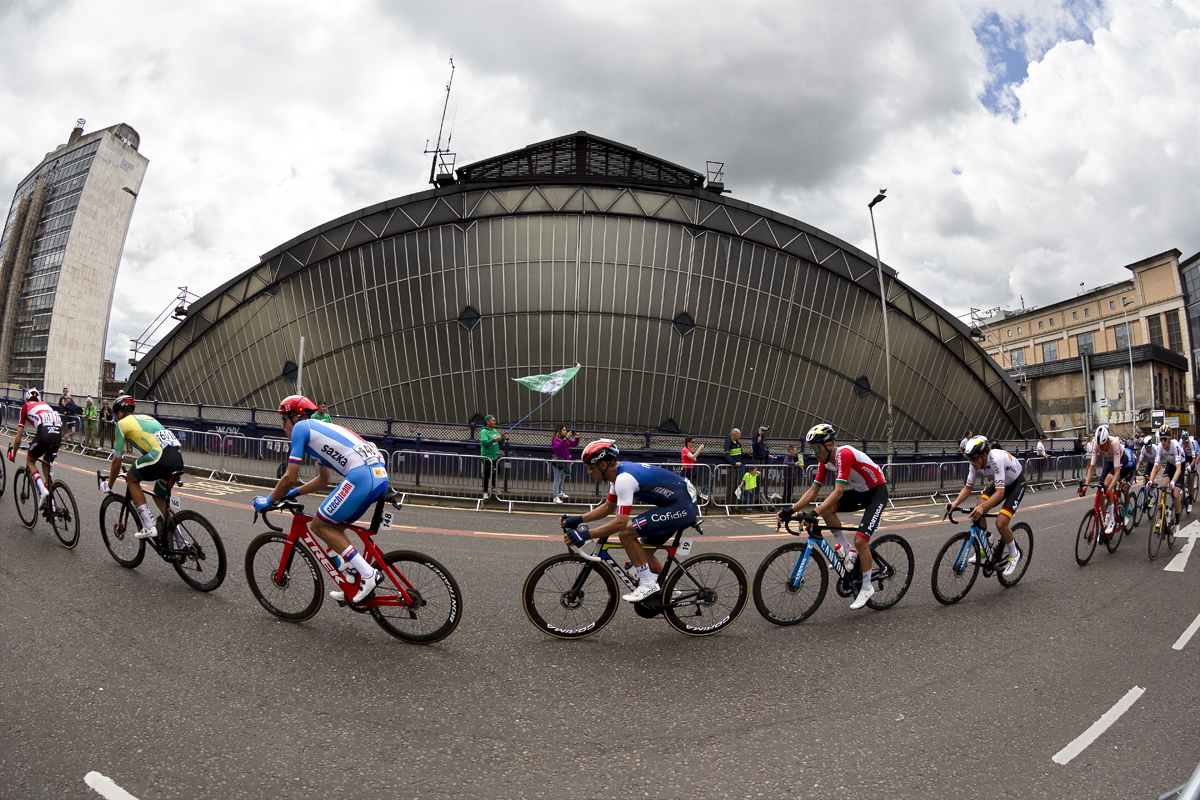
[
  {"x1": 167, "y1": 429, "x2": 225, "y2": 478},
  {"x1": 389, "y1": 450, "x2": 491, "y2": 503}
]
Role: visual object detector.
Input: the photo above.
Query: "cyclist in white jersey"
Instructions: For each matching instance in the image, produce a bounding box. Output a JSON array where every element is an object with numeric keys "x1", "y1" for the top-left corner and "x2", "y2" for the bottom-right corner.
[
  {"x1": 946, "y1": 436, "x2": 1024, "y2": 577},
  {"x1": 1180, "y1": 433, "x2": 1196, "y2": 514},
  {"x1": 1149, "y1": 425, "x2": 1186, "y2": 528},
  {"x1": 6, "y1": 388, "x2": 62, "y2": 510},
  {"x1": 777, "y1": 423, "x2": 887, "y2": 610},
  {"x1": 1079, "y1": 425, "x2": 1123, "y2": 530}
]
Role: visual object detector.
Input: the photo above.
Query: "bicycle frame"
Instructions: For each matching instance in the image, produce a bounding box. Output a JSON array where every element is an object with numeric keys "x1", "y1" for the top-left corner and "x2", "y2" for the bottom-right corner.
[
  {"x1": 568, "y1": 532, "x2": 697, "y2": 604},
  {"x1": 786, "y1": 532, "x2": 850, "y2": 588}
]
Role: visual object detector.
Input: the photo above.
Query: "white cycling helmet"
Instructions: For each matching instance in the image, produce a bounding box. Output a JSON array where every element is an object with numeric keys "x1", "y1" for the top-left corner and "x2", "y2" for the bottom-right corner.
[
  {"x1": 1094, "y1": 425, "x2": 1110, "y2": 446},
  {"x1": 964, "y1": 435, "x2": 989, "y2": 458}
]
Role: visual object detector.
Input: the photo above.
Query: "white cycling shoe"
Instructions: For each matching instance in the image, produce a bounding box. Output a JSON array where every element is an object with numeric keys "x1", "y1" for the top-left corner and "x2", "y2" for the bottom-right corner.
[
  {"x1": 849, "y1": 581, "x2": 875, "y2": 610},
  {"x1": 1002, "y1": 548, "x2": 1022, "y2": 577},
  {"x1": 331, "y1": 570, "x2": 382, "y2": 603},
  {"x1": 623, "y1": 584, "x2": 659, "y2": 603}
]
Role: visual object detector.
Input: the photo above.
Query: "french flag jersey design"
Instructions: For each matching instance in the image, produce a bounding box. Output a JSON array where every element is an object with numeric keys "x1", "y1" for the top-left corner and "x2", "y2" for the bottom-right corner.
[
  {"x1": 606, "y1": 462, "x2": 690, "y2": 515},
  {"x1": 19, "y1": 401, "x2": 61, "y2": 431},
  {"x1": 288, "y1": 419, "x2": 384, "y2": 478},
  {"x1": 815, "y1": 445, "x2": 885, "y2": 492}
]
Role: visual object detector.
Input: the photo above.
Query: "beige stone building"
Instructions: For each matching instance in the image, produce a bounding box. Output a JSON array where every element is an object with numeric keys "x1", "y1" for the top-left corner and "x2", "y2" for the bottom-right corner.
[
  {"x1": 978, "y1": 249, "x2": 1192, "y2": 437},
  {"x1": 0, "y1": 120, "x2": 148, "y2": 397}
]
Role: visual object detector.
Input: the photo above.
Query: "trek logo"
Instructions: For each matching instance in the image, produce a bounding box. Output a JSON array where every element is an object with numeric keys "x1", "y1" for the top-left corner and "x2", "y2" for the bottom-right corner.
[
  {"x1": 324, "y1": 480, "x2": 356, "y2": 514},
  {"x1": 650, "y1": 509, "x2": 689, "y2": 523},
  {"x1": 321, "y1": 444, "x2": 348, "y2": 468}
]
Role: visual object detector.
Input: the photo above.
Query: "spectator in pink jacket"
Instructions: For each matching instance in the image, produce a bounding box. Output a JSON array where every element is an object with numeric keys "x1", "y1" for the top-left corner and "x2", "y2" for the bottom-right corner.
[{"x1": 551, "y1": 425, "x2": 579, "y2": 504}]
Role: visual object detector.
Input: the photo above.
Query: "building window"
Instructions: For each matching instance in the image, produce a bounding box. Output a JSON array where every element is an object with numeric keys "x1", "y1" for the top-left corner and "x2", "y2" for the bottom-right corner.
[
  {"x1": 1148, "y1": 314, "x2": 1164, "y2": 347},
  {"x1": 1072, "y1": 311, "x2": 1078, "y2": 320},
  {"x1": 1010, "y1": 348, "x2": 1025, "y2": 367},
  {"x1": 1110, "y1": 300, "x2": 1116, "y2": 310},
  {"x1": 1185, "y1": 266, "x2": 1200, "y2": 300},
  {"x1": 1166, "y1": 309, "x2": 1183, "y2": 353},
  {"x1": 1049, "y1": 317, "x2": 1055, "y2": 326},
  {"x1": 987, "y1": 334, "x2": 993, "y2": 342},
  {"x1": 1007, "y1": 329, "x2": 1012, "y2": 337},
  {"x1": 1038, "y1": 321, "x2": 1044, "y2": 330},
  {"x1": 1085, "y1": 307, "x2": 1090, "y2": 317},
  {"x1": 1114, "y1": 322, "x2": 1131, "y2": 350},
  {"x1": 1077, "y1": 332, "x2": 1093, "y2": 354},
  {"x1": 1042, "y1": 341, "x2": 1058, "y2": 361},
  {"x1": 1017, "y1": 326, "x2": 1021, "y2": 334}
]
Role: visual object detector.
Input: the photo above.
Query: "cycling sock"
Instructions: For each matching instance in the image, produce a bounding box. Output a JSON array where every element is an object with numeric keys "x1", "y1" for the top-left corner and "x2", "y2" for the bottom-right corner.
[
  {"x1": 833, "y1": 532, "x2": 851, "y2": 551},
  {"x1": 136, "y1": 503, "x2": 154, "y2": 528},
  {"x1": 636, "y1": 564, "x2": 657, "y2": 588},
  {"x1": 33, "y1": 472, "x2": 47, "y2": 494},
  {"x1": 1006, "y1": 541, "x2": 1019, "y2": 557},
  {"x1": 341, "y1": 545, "x2": 374, "y2": 578},
  {"x1": 861, "y1": 568, "x2": 873, "y2": 584}
]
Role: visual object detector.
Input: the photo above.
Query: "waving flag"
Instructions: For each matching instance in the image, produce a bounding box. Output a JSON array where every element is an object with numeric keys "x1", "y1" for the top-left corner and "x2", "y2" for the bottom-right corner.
[{"x1": 512, "y1": 363, "x2": 581, "y2": 395}]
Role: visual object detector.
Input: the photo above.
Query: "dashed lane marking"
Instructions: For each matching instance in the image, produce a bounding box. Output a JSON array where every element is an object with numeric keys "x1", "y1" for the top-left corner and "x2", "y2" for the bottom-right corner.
[
  {"x1": 1173, "y1": 611, "x2": 1200, "y2": 651},
  {"x1": 85, "y1": 772, "x2": 140, "y2": 800},
  {"x1": 1165, "y1": 520, "x2": 1199, "y2": 572},
  {"x1": 1052, "y1": 686, "x2": 1145, "y2": 765}
]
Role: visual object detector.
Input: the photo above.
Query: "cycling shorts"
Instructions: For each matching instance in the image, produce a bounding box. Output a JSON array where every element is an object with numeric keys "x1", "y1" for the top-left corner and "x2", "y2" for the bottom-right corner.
[
  {"x1": 1140, "y1": 462, "x2": 1154, "y2": 479},
  {"x1": 631, "y1": 497, "x2": 699, "y2": 546},
  {"x1": 982, "y1": 475, "x2": 1026, "y2": 519},
  {"x1": 28, "y1": 425, "x2": 62, "y2": 463},
  {"x1": 128, "y1": 446, "x2": 184, "y2": 499},
  {"x1": 835, "y1": 484, "x2": 887, "y2": 540},
  {"x1": 317, "y1": 464, "x2": 389, "y2": 526},
  {"x1": 1120, "y1": 465, "x2": 1135, "y2": 483},
  {"x1": 1099, "y1": 459, "x2": 1116, "y2": 483}
]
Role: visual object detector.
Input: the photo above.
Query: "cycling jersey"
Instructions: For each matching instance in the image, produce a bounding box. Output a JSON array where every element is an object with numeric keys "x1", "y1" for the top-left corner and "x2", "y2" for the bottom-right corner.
[
  {"x1": 18, "y1": 401, "x2": 61, "y2": 432},
  {"x1": 1138, "y1": 445, "x2": 1157, "y2": 466},
  {"x1": 1155, "y1": 440, "x2": 1186, "y2": 470},
  {"x1": 287, "y1": 419, "x2": 386, "y2": 479},
  {"x1": 607, "y1": 462, "x2": 692, "y2": 516},
  {"x1": 1183, "y1": 440, "x2": 1195, "y2": 459},
  {"x1": 115, "y1": 414, "x2": 180, "y2": 459},
  {"x1": 966, "y1": 449, "x2": 1023, "y2": 488},
  {"x1": 814, "y1": 445, "x2": 885, "y2": 493},
  {"x1": 1090, "y1": 438, "x2": 1122, "y2": 467},
  {"x1": 1121, "y1": 447, "x2": 1136, "y2": 469}
]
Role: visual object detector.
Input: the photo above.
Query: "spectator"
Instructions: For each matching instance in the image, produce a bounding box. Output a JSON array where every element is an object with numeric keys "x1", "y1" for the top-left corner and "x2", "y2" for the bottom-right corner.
[
  {"x1": 1072, "y1": 432, "x2": 1085, "y2": 479},
  {"x1": 480, "y1": 414, "x2": 505, "y2": 500},
  {"x1": 82, "y1": 397, "x2": 99, "y2": 450},
  {"x1": 724, "y1": 427, "x2": 746, "y2": 507},
  {"x1": 1035, "y1": 435, "x2": 1047, "y2": 484},
  {"x1": 60, "y1": 391, "x2": 80, "y2": 444},
  {"x1": 550, "y1": 424, "x2": 578, "y2": 504},
  {"x1": 781, "y1": 444, "x2": 799, "y2": 504},
  {"x1": 681, "y1": 435, "x2": 703, "y2": 476},
  {"x1": 99, "y1": 400, "x2": 114, "y2": 449},
  {"x1": 740, "y1": 465, "x2": 761, "y2": 507},
  {"x1": 312, "y1": 401, "x2": 333, "y2": 423},
  {"x1": 752, "y1": 424, "x2": 770, "y2": 500}
]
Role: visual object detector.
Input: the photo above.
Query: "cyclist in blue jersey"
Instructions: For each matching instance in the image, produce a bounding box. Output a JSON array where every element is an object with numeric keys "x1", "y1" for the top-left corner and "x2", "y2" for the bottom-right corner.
[
  {"x1": 255, "y1": 395, "x2": 390, "y2": 603},
  {"x1": 559, "y1": 439, "x2": 700, "y2": 603}
]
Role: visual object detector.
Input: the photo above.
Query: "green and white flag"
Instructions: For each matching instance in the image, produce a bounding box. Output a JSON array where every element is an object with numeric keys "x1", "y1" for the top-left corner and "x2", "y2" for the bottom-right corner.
[{"x1": 512, "y1": 363, "x2": 581, "y2": 395}]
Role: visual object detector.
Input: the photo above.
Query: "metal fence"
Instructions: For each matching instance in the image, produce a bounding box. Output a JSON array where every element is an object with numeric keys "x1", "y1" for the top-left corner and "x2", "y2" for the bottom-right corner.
[{"x1": 388, "y1": 450, "x2": 490, "y2": 505}]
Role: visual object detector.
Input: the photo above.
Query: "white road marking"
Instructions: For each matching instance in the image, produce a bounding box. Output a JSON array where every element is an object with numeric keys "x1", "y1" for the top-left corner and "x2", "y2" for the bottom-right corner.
[
  {"x1": 1052, "y1": 686, "x2": 1145, "y2": 765},
  {"x1": 1165, "y1": 533, "x2": 1198, "y2": 572},
  {"x1": 84, "y1": 772, "x2": 140, "y2": 800},
  {"x1": 1173, "y1": 611, "x2": 1200, "y2": 651}
]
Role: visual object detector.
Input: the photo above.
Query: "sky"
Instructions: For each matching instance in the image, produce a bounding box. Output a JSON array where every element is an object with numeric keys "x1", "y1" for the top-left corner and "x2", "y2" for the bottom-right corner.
[{"x1": 1, "y1": 0, "x2": 1197, "y2": 380}]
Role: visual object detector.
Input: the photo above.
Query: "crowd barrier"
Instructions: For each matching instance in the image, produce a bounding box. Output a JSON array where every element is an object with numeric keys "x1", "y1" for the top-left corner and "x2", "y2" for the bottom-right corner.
[{"x1": 389, "y1": 450, "x2": 489, "y2": 505}]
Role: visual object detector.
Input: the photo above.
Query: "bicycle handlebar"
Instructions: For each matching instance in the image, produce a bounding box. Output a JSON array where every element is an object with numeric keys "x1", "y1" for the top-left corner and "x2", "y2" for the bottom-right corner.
[
  {"x1": 944, "y1": 506, "x2": 998, "y2": 524},
  {"x1": 778, "y1": 514, "x2": 857, "y2": 537},
  {"x1": 254, "y1": 500, "x2": 305, "y2": 532}
]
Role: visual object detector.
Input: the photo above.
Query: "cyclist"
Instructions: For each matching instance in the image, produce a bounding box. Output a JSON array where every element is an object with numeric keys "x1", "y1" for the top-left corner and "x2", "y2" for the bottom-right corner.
[
  {"x1": 6, "y1": 388, "x2": 62, "y2": 511},
  {"x1": 946, "y1": 435, "x2": 1024, "y2": 577},
  {"x1": 100, "y1": 394, "x2": 184, "y2": 538},
  {"x1": 559, "y1": 440, "x2": 700, "y2": 603},
  {"x1": 255, "y1": 395, "x2": 389, "y2": 604},
  {"x1": 1181, "y1": 432, "x2": 1196, "y2": 514},
  {"x1": 1078, "y1": 425, "x2": 1123, "y2": 533},
  {"x1": 775, "y1": 423, "x2": 887, "y2": 610},
  {"x1": 1148, "y1": 426, "x2": 1185, "y2": 530}
]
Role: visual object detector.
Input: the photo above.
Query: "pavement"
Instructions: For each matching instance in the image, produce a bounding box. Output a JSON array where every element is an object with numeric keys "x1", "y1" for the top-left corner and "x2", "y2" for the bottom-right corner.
[{"x1": 1, "y1": 444, "x2": 1197, "y2": 800}]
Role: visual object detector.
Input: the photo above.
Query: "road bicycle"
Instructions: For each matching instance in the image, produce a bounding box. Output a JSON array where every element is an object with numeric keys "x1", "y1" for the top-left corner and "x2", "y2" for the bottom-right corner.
[
  {"x1": 752, "y1": 516, "x2": 914, "y2": 624},
  {"x1": 245, "y1": 491, "x2": 462, "y2": 643},
  {"x1": 1075, "y1": 482, "x2": 1126, "y2": 566},
  {"x1": 1132, "y1": 476, "x2": 1157, "y2": 529},
  {"x1": 96, "y1": 469, "x2": 227, "y2": 591},
  {"x1": 13, "y1": 455, "x2": 79, "y2": 548},
  {"x1": 523, "y1": 520, "x2": 748, "y2": 638},
  {"x1": 930, "y1": 507, "x2": 1034, "y2": 605},
  {"x1": 1147, "y1": 476, "x2": 1180, "y2": 562}
]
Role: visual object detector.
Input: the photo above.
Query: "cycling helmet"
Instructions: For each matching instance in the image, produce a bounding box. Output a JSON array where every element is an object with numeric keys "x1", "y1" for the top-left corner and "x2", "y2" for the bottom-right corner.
[
  {"x1": 964, "y1": 435, "x2": 990, "y2": 458},
  {"x1": 1143, "y1": 435, "x2": 1155, "y2": 448},
  {"x1": 278, "y1": 395, "x2": 318, "y2": 418},
  {"x1": 581, "y1": 439, "x2": 619, "y2": 466},
  {"x1": 1094, "y1": 425, "x2": 1110, "y2": 446},
  {"x1": 1160, "y1": 424, "x2": 1173, "y2": 437},
  {"x1": 24, "y1": 388, "x2": 39, "y2": 401},
  {"x1": 112, "y1": 393, "x2": 136, "y2": 414},
  {"x1": 805, "y1": 423, "x2": 836, "y2": 446}
]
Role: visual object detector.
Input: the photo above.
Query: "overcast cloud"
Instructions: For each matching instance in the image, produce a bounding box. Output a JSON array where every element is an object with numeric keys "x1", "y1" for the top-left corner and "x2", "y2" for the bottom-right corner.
[{"x1": 1, "y1": 0, "x2": 1196, "y2": 380}]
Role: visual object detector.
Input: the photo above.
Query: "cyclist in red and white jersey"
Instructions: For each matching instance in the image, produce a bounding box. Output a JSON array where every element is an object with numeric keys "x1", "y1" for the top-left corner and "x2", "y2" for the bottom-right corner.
[
  {"x1": 946, "y1": 436, "x2": 1025, "y2": 576},
  {"x1": 1079, "y1": 425, "x2": 1123, "y2": 530},
  {"x1": 6, "y1": 388, "x2": 62, "y2": 511},
  {"x1": 776, "y1": 423, "x2": 887, "y2": 610}
]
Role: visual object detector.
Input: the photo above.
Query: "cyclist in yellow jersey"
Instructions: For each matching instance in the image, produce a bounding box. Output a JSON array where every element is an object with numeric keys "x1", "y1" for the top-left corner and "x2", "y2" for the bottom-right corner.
[{"x1": 100, "y1": 394, "x2": 184, "y2": 538}]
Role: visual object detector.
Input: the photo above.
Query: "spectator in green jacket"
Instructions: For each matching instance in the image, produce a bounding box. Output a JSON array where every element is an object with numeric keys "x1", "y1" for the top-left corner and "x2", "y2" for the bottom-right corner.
[
  {"x1": 480, "y1": 415, "x2": 505, "y2": 500},
  {"x1": 311, "y1": 401, "x2": 333, "y2": 423},
  {"x1": 82, "y1": 397, "x2": 99, "y2": 450}
]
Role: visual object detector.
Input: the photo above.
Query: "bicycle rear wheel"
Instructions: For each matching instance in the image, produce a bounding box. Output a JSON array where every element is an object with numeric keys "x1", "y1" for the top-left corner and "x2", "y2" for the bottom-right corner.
[
  {"x1": 1075, "y1": 511, "x2": 1098, "y2": 566},
  {"x1": 931, "y1": 531, "x2": 980, "y2": 605},
  {"x1": 369, "y1": 550, "x2": 462, "y2": 644},
  {"x1": 245, "y1": 533, "x2": 323, "y2": 620},
  {"x1": 99, "y1": 494, "x2": 146, "y2": 567},
  {"x1": 752, "y1": 542, "x2": 828, "y2": 625},
  {"x1": 523, "y1": 554, "x2": 618, "y2": 639},
  {"x1": 998, "y1": 522, "x2": 1034, "y2": 587},
  {"x1": 1131, "y1": 486, "x2": 1146, "y2": 528},
  {"x1": 14, "y1": 468, "x2": 37, "y2": 529},
  {"x1": 166, "y1": 510, "x2": 226, "y2": 592},
  {"x1": 865, "y1": 534, "x2": 914, "y2": 610},
  {"x1": 0, "y1": 452, "x2": 6, "y2": 498},
  {"x1": 48, "y1": 481, "x2": 79, "y2": 548},
  {"x1": 662, "y1": 553, "x2": 748, "y2": 636},
  {"x1": 1107, "y1": 506, "x2": 1125, "y2": 553}
]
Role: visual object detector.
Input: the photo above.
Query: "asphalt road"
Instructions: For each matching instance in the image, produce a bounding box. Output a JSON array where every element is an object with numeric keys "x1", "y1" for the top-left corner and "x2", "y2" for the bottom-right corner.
[{"x1": 1, "y1": 445, "x2": 1197, "y2": 800}]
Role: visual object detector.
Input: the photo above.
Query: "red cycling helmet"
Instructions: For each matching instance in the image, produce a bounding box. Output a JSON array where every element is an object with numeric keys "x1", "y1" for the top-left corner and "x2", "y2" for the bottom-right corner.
[
  {"x1": 278, "y1": 395, "x2": 318, "y2": 418},
  {"x1": 581, "y1": 439, "x2": 619, "y2": 466}
]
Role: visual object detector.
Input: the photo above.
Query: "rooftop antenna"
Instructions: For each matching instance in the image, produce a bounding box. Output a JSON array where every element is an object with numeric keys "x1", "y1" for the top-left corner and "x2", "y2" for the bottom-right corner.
[{"x1": 424, "y1": 56, "x2": 457, "y2": 186}]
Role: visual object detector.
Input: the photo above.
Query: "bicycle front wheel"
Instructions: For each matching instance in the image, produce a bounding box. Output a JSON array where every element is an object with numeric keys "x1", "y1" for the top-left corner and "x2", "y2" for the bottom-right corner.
[
  {"x1": 931, "y1": 531, "x2": 980, "y2": 605},
  {"x1": 998, "y1": 522, "x2": 1034, "y2": 587},
  {"x1": 523, "y1": 553, "x2": 618, "y2": 639},
  {"x1": 752, "y1": 542, "x2": 828, "y2": 625},
  {"x1": 662, "y1": 553, "x2": 748, "y2": 636},
  {"x1": 1075, "y1": 511, "x2": 1098, "y2": 566},
  {"x1": 866, "y1": 534, "x2": 914, "y2": 610},
  {"x1": 0, "y1": 452, "x2": 6, "y2": 498},
  {"x1": 1131, "y1": 486, "x2": 1145, "y2": 528},
  {"x1": 99, "y1": 494, "x2": 146, "y2": 567},
  {"x1": 1107, "y1": 507, "x2": 1125, "y2": 553},
  {"x1": 370, "y1": 550, "x2": 463, "y2": 644},
  {"x1": 14, "y1": 468, "x2": 37, "y2": 528},
  {"x1": 245, "y1": 533, "x2": 323, "y2": 621},
  {"x1": 48, "y1": 481, "x2": 79, "y2": 548},
  {"x1": 166, "y1": 511, "x2": 226, "y2": 592}
]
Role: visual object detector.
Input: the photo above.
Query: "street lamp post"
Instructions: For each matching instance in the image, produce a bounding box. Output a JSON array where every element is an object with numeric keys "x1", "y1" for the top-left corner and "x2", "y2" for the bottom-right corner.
[
  {"x1": 1122, "y1": 298, "x2": 1136, "y2": 434},
  {"x1": 868, "y1": 190, "x2": 894, "y2": 464}
]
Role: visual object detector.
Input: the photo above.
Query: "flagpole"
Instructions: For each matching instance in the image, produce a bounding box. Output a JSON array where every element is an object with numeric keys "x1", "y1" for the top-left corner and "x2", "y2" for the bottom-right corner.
[{"x1": 504, "y1": 392, "x2": 560, "y2": 435}]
